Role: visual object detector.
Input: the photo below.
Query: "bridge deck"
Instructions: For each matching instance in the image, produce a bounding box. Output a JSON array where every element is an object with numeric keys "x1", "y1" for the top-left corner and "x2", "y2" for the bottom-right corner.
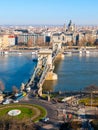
[{"x1": 25, "y1": 45, "x2": 61, "y2": 96}]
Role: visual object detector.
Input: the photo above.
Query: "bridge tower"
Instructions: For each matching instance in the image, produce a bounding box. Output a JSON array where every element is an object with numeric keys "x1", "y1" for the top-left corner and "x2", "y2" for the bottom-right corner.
[
  {"x1": 53, "y1": 42, "x2": 62, "y2": 52},
  {"x1": 38, "y1": 49, "x2": 53, "y2": 69},
  {"x1": 52, "y1": 42, "x2": 64, "y2": 60}
]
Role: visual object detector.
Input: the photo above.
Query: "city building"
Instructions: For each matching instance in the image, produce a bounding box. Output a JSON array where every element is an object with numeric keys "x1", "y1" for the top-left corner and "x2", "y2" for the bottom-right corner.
[
  {"x1": 0, "y1": 35, "x2": 3, "y2": 49},
  {"x1": 51, "y1": 20, "x2": 77, "y2": 45},
  {"x1": 8, "y1": 35, "x2": 15, "y2": 46},
  {"x1": 0, "y1": 21, "x2": 98, "y2": 49},
  {"x1": 0, "y1": 34, "x2": 15, "y2": 49},
  {"x1": 17, "y1": 33, "x2": 46, "y2": 46},
  {"x1": 67, "y1": 20, "x2": 75, "y2": 32}
]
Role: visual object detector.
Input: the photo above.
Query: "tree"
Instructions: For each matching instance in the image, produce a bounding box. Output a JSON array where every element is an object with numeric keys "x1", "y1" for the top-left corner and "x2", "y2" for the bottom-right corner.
[
  {"x1": 27, "y1": 38, "x2": 33, "y2": 47},
  {"x1": 0, "y1": 81, "x2": 5, "y2": 92},
  {"x1": 36, "y1": 36, "x2": 44, "y2": 46},
  {"x1": 86, "y1": 34, "x2": 95, "y2": 46},
  {"x1": 84, "y1": 85, "x2": 98, "y2": 106},
  {"x1": 78, "y1": 36, "x2": 87, "y2": 47},
  {"x1": 12, "y1": 86, "x2": 19, "y2": 94},
  {"x1": 0, "y1": 117, "x2": 37, "y2": 130},
  {"x1": 84, "y1": 85, "x2": 98, "y2": 92},
  {"x1": 67, "y1": 41, "x2": 73, "y2": 47}
]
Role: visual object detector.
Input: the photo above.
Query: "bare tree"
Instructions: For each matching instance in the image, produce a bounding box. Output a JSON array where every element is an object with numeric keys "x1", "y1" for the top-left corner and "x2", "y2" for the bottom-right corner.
[
  {"x1": 67, "y1": 41, "x2": 73, "y2": 47},
  {"x1": 12, "y1": 86, "x2": 19, "y2": 94},
  {"x1": 0, "y1": 81, "x2": 5, "y2": 92},
  {"x1": 78, "y1": 36, "x2": 87, "y2": 47},
  {"x1": 36, "y1": 36, "x2": 44, "y2": 46},
  {"x1": 0, "y1": 117, "x2": 38, "y2": 130},
  {"x1": 84, "y1": 85, "x2": 98, "y2": 106},
  {"x1": 87, "y1": 35, "x2": 95, "y2": 46},
  {"x1": 27, "y1": 38, "x2": 33, "y2": 47},
  {"x1": 84, "y1": 85, "x2": 98, "y2": 92}
]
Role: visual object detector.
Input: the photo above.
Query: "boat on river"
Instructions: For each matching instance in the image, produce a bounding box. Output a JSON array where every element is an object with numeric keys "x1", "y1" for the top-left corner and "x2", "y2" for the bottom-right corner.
[{"x1": 63, "y1": 51, "x2": 72, "y2": 55}]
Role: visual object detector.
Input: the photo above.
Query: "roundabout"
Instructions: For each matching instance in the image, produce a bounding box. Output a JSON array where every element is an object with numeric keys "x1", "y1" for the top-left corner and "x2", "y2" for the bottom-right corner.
[{"x1": 0, "y1": 103, "x2": 47, "y2": 122}]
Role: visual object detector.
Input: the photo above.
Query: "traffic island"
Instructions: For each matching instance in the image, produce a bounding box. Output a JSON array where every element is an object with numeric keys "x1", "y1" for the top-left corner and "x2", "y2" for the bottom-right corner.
[{"x1": 0, "y1": 103, "x2": 47, "y2": 122}]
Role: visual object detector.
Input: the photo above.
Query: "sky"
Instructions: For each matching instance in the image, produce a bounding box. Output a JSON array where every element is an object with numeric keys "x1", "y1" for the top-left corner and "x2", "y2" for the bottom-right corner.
[{"x1": 0, "y1": 0, "x2": 98, "y2": 25}]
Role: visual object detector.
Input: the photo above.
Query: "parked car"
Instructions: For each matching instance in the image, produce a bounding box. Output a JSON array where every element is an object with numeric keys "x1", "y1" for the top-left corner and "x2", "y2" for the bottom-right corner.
[
  {"x1": 2, "y1": 99, "x2": 10, "y2": 105},
  {"x1": 13, "y1": 100, "x2": 19, "y2": 103},
  {"x1": 41, "y1": 117, "x2": 49, "y2": 122},
  {"x1": 2, "y1": 98, "x2": 13, "y2": 105}
]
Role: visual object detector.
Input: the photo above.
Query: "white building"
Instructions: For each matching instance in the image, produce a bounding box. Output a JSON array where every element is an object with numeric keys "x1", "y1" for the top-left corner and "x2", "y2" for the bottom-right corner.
[{"x1": 8, "y1": 35, "x2": 15, "y2": 46}]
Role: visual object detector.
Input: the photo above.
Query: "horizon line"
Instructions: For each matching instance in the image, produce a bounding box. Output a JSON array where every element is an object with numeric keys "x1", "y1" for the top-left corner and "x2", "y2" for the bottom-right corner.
[{"x1": 0, "y1": 23, "x2": 98, "y2": 27}]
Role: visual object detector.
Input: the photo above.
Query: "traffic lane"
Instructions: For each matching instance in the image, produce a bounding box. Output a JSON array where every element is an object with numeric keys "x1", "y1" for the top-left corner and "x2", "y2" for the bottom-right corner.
[{"x1": 20, "y1": 98, "x2": 58, "y2": 123}]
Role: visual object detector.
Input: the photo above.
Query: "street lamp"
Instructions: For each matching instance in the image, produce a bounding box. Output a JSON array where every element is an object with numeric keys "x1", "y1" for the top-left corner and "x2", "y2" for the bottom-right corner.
[{"x1": 91, "y1": 92, "x2": 93, "y2": 107}]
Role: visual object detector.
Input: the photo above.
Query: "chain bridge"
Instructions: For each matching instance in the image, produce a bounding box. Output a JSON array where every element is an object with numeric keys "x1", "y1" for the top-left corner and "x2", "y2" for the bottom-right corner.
[{"x1": 25, "y1": 42, "x2": 64, "y2": 96}]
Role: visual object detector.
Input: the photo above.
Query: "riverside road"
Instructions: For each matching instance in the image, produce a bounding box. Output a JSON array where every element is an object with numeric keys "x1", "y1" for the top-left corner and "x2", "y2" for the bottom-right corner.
[
  {"x1": 21, "y1": 97, "x2": 58, "y2": 123},
  {"x1": 20, "y1": 94, "x2": 98, "y2": 129}
]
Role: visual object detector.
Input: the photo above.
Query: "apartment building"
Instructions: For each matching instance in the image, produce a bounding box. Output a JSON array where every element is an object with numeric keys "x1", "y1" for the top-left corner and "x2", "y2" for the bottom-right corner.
[
  {"x1": 8, "y1": 35, "x2": 15, "y2": 46},
  {"x1": 0, "y1": 34, "x2": 15, "y2": 49},
  {"x1": 17, "y1": 33, "x2": 46, "y2": 46}
]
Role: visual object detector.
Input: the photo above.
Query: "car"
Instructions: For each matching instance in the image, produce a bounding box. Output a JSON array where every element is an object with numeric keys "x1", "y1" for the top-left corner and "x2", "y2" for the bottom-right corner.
[
  {"x1": 2, "y1": 99, "x2": 10, "y2": 105},
  {"x1": 41, "y1": 117, "x2": 49, "y2": 122},
  {"x1": 23, "y1": 92, "x2": 27, "y2": 96},
  {"x1": 13, "y1": 100, "x2": 19, "y2": 103},
  {"x1": 2, "y1": 98, "x2": 14, "y2": 105}
]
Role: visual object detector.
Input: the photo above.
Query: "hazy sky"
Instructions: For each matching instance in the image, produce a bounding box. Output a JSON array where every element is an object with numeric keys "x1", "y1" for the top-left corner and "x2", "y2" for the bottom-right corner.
[{"x1": 0, "y1": 0, "x2": 98, "y2": 25}]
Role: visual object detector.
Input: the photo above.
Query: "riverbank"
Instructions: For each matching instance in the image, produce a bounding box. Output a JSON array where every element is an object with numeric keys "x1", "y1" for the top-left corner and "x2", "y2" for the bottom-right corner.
[
  {"x1": 0, "y1": 50, "x2": 38, "y2": 55},
  {"x1": 1, "y1": 46, "x2": 98, "y2": 56}
]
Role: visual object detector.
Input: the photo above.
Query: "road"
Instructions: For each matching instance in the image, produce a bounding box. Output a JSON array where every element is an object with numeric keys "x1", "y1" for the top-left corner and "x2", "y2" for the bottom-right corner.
[
  {"x1": 22, "y1": 98, "x2": 58, "y2": 122},
  {"x1": 20, "y1": 96, "x2": 60, "y2": 129},
  {"x1": 20, "y1": 94, "x2": 97, "y2": 130}
]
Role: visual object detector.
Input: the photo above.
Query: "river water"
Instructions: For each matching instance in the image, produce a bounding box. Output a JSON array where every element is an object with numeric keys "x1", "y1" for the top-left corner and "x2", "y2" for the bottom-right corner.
[
  {"x1": 0, "y1": 54, "x2": 98, "y2": 92},
  {"x1": 43, "y1": 54, "x2": 98, "y2": 92},
  {"x1": 0, "y1": 55, "x2": 36, "y2": 91}
]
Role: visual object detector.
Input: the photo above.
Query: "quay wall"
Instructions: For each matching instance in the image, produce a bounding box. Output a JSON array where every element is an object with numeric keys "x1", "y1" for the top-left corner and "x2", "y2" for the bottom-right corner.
[{"x1": 0, "y1": 50, "x2": 37, "y2": 55}]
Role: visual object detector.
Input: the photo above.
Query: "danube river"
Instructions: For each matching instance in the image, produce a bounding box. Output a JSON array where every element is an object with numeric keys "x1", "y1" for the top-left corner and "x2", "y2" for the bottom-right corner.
[
  {"x1": 43, "y1": 54, "x2": 98, "y2": 92},
  {"x1": 0, "y1": 55, "x2": 36, "y2": 91},
  {"x1": 0, "y1": 54, "x2": 98, "y2": 92}
]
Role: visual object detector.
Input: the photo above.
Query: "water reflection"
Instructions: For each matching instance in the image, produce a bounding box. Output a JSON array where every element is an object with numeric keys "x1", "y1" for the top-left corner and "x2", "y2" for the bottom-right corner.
[
  {"x1": 54, "y1": 54, "x2": 98, "y2": 92},
  {"x1": 54, "y1": 58, "x2": 64, "y2": 72},
  {"x1": 43, "y1": 80, "x2": 57, "y2": 92},
  {"x1": 42, "y1": 58, "x2": 63, "y2": 92},
  {"x1": 0, "y1": 55, "x2": 35, "y2": 91}
]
